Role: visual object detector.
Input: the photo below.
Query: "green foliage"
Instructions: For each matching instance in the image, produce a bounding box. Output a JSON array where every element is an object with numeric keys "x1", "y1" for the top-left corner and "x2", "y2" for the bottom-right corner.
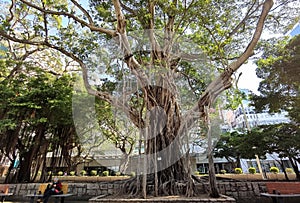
[
  {"x1": 57, "y1": 171, "x2": 64, "y2": 176},
  {"x1": 234, "y1": 168, "x2": 243, "y2": 174},
  {"x1": 194, "y1": 171, "x2": 200, "y2": 175},
  {"x1": 214, "y1": 131, "x2": 244, "y2": 164},
  {"x1": 90, "y1": 170, "x2": 98, "y2": 176},
  {"x1": 130, "y1": 172, "x2": 136, "y2": 177},
  {"x1": 0, "y1": 60, "x2": 78, "y2": 182},
  {"x1": 102, "y1": 171, "x2": 109, "y2": 176},
  {"x1": 270, "y1": 166, "x2": 279, "y2": 174},
  {"x1": 248, "y1": 167, "x2": 256, "y2": 174},
  {"x1": 69, "y1": 171, "x2": 76, "y2": 176},
  {"x1": 253, "y1": 35, "x2": 300, "y2": 124},
  {"x1": 214, "y1": 130, "x2": 264, "y2": 166},
  {"x1": 256, "y1": 124, "x2": 299, "y2": 167},
  {"x1": 115, "y1": 172, "x2": 121, "y2": 176},
  {"x1": 80, "y1": 170, "x2": 87, "y2": 176},
  {"x1": 220, "y1": 169, "x2": 226, "y2": 174},
  {"x1": 225, "y1": 88, "x2": 247, "y2": 110}
]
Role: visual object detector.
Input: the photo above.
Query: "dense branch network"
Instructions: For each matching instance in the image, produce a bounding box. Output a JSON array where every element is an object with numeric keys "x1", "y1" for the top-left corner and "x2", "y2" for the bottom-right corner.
[{"x1": 1, "y1": 0, "x2": 275, "y2": 127}]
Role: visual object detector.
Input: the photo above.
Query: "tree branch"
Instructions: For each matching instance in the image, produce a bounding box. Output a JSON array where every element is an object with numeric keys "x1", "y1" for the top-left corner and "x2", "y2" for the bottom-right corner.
[
  {"x1": 6, "y1": 48, "x2": 42, "y2": 79},
  {"x1": 41, "y1": 1, "x2": 49, "y2": 42},
  {"x1": 181, "y1": 0, "x2": 274, "y2": 132},
  {"x1": 228, "y1": 1, "x2": 262, "y2": 38},
  {"x1": 70, "y1": 0, "x2": 94, "y2": 26},
  {"x1": 0, "y1": 29, "x2": 113, "y2": 103},
  {"x1": 7, "y1": 0, "x2": 15, "y2": 23},
  {"x1": 119, "y1": 0, "x2": 137, "y2": 16},
  {"x1": 112, "y1": 0, "x2": 150, "y2": 89},
  {"x1": 229, "y1": 0, "x2": 274, "y2": 72},
  {"x1": 19, "y1": 0, "x2": 115, "y2": 36}
]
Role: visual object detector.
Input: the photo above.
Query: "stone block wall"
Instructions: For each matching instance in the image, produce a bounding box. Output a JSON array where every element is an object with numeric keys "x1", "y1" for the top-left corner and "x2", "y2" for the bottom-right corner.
[
  {"x1": 1, "y1": 181, "x2": 296, "y2": 203},
  {"x1": 205, "y1": 182, "x2": 268, "y2": 203},
  {"x1": 5, "y1": 181, "x2": 124, "y2": 201}
]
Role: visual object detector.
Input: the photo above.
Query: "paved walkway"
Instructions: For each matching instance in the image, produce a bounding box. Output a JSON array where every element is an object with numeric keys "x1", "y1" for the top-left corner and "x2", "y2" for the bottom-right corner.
[{"x1": 6, "y1": 201, "x2": 88, "y2": 203}]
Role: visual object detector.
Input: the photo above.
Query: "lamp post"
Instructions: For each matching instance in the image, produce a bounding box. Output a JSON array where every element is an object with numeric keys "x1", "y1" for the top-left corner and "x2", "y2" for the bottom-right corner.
[{"x1": 252, "y1": 146, "x2": 265, "y2": 180}]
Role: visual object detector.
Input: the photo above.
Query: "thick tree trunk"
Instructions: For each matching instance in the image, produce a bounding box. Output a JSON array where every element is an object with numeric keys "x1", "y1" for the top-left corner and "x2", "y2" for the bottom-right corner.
[
  {"x1": 122, "y1": 86, "x2": 197, "y2": 197},
  {"x1": 17, "y1": 150, "x2": 33, "y2": 182},
  {"x1": 147, "y1": 86, "x2": 195, "y2": 196},
  {"x1": 17, "y1": 126, "x2": 45, "y2": 183}
]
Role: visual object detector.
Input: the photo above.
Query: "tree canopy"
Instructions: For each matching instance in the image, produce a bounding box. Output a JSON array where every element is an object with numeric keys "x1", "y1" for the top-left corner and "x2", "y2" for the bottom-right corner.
[{"x1": 253, "y1": 34, "x2": 300, "y2": 124}]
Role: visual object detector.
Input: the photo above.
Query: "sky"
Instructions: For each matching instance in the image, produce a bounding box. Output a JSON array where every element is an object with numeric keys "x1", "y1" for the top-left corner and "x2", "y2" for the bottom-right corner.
[
  {"x1": 237, "y1": 61, "x2": 262, "y2": 94},
  {"x1": 237, "y1": 22, "x2": 300, "y2": 94}
]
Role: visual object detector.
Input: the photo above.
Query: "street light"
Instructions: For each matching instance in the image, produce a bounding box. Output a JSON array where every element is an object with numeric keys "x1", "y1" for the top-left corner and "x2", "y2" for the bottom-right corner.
[{"x1": 252, "y1": 146, "x2": 266, "y2": 180}]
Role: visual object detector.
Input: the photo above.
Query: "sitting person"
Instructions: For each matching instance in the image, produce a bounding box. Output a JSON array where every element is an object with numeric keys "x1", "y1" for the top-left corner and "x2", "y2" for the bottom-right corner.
[{"x1": 42, "y1": 177, "x2": 63, "y2": 203}]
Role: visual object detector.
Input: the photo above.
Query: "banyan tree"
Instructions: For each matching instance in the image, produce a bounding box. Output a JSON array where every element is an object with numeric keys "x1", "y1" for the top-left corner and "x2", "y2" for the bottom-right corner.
[{"x1": 1, "y1": 0, "x2": 298, "y2": 198}]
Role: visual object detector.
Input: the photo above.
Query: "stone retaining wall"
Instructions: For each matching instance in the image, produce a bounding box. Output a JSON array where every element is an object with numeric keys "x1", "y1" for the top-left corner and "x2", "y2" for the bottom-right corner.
[
  {"x1": 206, "y1": 182, "x2": 268, "y2": 203},
  {"x1": 0, "y1": 181, "x2": 287, "y2": 203},
  {"x1": 4, "y1": 181, "x2": 125, "y2": 201}
]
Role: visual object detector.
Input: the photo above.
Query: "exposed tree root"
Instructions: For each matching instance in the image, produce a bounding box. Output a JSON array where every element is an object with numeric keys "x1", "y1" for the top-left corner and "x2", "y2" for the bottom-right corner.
[{"x1": 118, "y1": 174, "x2": 205, "y2": 198}]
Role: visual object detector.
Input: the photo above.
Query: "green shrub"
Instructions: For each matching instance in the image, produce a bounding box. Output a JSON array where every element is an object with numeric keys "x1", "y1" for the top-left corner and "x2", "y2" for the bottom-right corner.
[
  {"x1": 57, "y1": 171, "x2": 64, "y2": 176},
  {"x1": 69, "y1": 171, "x2": 76, "y2": 176},
  {"x1": 194, "y1": 171, "x2": 200, "y2": 175},
  {"x1": 115, "y1": 172, "x2": 121, "y2": 176},
  {"x1": 90, "y1": 170, "x2": 98, "y2": 176},
  {"x1": 270, "y1": 166, "x2": 279, "y2": 174},
  {"x1": 130, "y1": 171, "x2": 136, "y2": 177},
  {"x1": 102, "y1": 171, "x2": 109, "y2": 176},
  {"x1": 80, "y1": 170, "x2": 87, "y2": 176},
  {"x1": 47, "y1": 171, "x2": 52, "y2": 176},
  {"x1": 285, "y1": 168, "x2": 294, "y2": 173},
  {"x1": 220, "y1": 169, "x2": 226, "y2": 174},
  {"x1": 248, "y1": 167, "x2": 256, "y2": 174},
  {"x1": 234, "y1": 168, "x2": 243, "y2": 174}
]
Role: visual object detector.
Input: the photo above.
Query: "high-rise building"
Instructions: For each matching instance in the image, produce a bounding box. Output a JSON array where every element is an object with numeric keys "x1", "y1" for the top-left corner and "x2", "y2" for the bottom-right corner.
[{"x1": 232, "y1": 89, "x2": 290, "y2": 129}]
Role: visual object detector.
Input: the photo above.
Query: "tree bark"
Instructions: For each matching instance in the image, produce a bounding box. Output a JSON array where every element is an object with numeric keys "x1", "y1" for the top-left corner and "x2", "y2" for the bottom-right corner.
[{"x1": 206, "y1": 107, "x2": 220, "y2": 198}]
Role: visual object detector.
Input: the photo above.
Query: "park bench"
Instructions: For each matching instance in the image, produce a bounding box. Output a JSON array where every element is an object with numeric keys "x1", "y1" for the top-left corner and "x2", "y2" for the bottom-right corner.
[
  {"x1": 0, "y1": 184, "x2": 13, "y2": 203},
  {"x1": 260, "y1": 182, "x2": 300, "y2": 203},
  {"x1": 26, "y1": 183, "x2": 73, "y2": 203}
]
